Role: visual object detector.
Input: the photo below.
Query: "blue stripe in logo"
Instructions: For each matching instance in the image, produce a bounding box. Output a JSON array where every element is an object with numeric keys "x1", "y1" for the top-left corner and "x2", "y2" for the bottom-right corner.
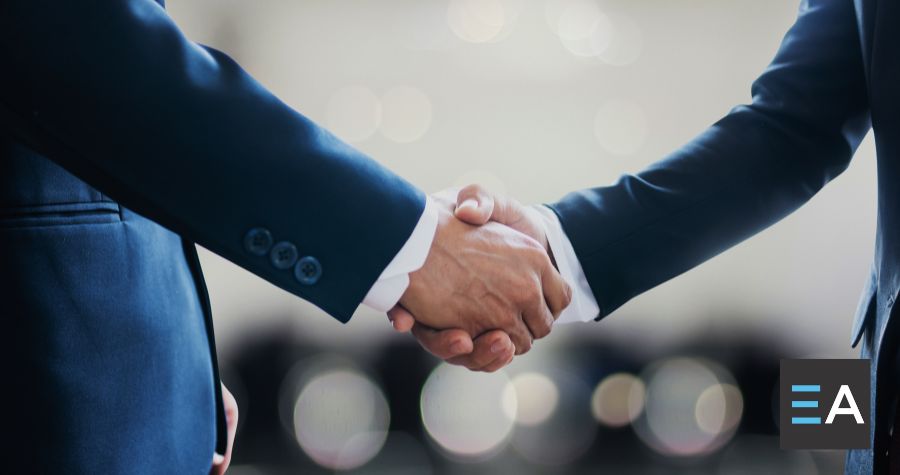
[
  {"x1": 791, "y1": 385, "x2": 821, "y2": 392},
  {"x1": 791, "y1": 417, "x2": 822, "y2": 425},
  {"x1": 791, "y1": 400, "x2": 819, "y2": 408}
]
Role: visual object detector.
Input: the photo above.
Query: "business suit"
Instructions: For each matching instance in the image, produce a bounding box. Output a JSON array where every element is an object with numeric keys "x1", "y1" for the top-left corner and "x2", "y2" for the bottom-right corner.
[
  {"x1": 0, "y1": 0, "x2": 424, "y2": 472},
  {"x1": 549, "y1": 0, "x2": 895, "y2": 471}
]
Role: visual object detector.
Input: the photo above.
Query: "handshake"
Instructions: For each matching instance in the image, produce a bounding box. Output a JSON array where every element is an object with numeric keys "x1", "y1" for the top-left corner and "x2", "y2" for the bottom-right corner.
[{"x1": 386, "y1": 184, "x2": 573, "y2": 372}]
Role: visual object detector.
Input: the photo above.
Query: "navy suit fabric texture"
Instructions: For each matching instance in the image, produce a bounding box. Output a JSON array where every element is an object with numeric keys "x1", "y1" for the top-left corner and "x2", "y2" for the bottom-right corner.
[
  {"x1": 0, "y1": 0, "x2": 424, "y2": 472},
  {"x1": 550, "y1": 0, "x2": 899, "y2": 472}
]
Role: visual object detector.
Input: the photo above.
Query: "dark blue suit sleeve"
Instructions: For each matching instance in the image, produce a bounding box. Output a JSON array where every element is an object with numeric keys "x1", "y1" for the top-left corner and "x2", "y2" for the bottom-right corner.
[
  {"x1": 0, "y1": 0, "x2": 425, "y2": 322},
  {"x1": 550, "y1": 0, "x2": 871, "y2": 319}
]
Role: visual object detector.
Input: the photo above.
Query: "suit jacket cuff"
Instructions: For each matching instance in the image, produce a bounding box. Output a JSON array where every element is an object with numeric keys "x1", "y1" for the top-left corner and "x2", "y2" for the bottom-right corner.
[
  {"x1": 534, "y1": 204, "x2": 601, "y2": 323},
  {"x1": 363, "y1": 195, "x2": 439, "y2": 312}
]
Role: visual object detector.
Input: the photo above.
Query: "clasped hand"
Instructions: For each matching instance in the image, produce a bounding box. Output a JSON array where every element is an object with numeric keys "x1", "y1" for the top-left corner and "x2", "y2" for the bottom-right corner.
[{"x1": 389, "y1": 185, "x2": 570, "y2": 372}]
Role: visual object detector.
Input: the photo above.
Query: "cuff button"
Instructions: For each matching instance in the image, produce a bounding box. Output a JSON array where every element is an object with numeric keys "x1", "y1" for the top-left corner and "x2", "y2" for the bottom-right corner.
[
  {"x1": 294, "y1": 256, "x2": 322, "y2": 285},
  {"x1": 244, "y1": 228, "x2": 273, "y2": 256},
  {"x1": 269, "y1": 241, "x2": 299, "y2": 270}
]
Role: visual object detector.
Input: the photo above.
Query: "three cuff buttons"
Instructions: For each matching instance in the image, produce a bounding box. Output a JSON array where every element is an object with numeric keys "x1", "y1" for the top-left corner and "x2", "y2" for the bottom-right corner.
[
  {"x1": 243, "y1": 228, "x2": 322, "y2": 285},
  {"x1": 294, "y1": 256, "x2": 322, "y2": 285},
  {"x1": 269, "y1": 241, "x2": 298, "y2": 269},
  {"x1": 243, "y1": 228, "x2": 273, "y2": 256}
]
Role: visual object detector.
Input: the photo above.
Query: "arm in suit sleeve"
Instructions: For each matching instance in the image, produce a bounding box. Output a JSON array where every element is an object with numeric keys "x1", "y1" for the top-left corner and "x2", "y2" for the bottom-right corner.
[
  {"x1": 549, "y1": 0, "x2": 871, "y2": 319},
  {"x1": 0, "y1": 0, "x2": 425, "y2": 322}
]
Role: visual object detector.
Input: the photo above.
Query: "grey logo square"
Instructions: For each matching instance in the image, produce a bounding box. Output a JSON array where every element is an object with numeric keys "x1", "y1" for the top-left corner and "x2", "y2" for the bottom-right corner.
[{"x1": 780, "y1": 359, "x2": 870, "y2": 449}]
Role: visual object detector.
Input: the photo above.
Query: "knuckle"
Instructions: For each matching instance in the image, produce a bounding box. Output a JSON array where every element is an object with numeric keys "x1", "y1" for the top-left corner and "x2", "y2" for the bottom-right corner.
[
  {"x1": 439, "y1": 333, "x2": 458, "y2": 349},
  {"x1": 562, "y1": 283, "x2": 573, "y2": 307},
  {"x1": 509, "y1": 310, "x2": 524, "y2": 328},
  {"x1": 460, "y1": 183, "x2": 484, "y2": 200},
  {"x1": 447, "y1": 356, "x2": 465, "y2": 366},
  {"x1": 526, "y1": 275, "x2": 542, "y2": 294},
  {"x1": 469, "y1": 354, "x2": 490, "y2": 369},
  {"x1": 522, "y1": 240, "x2": 546, "y2": 259},
  {"x1": 516, "y1": 280, "x2": 542, "y2": 306},
  {"x1": 527, "y1": 236, "x2": 546, "y2": 252},
  {"x1": 549, "y1": 291, "x2": 566, "y2": 317},
  {"x1": 497, "y1": 309, "x2": 516, "y2": 329},
  {"x1": 551, "y1": 305, "x2": 563, "y2": 320},
  {"x1": 517, "y1": 339, "x2": 532, "y2": 355},
  {"x1": 534, "y1": 322, "x2": 551, "y2": 339},
  {"x1": 527, "y1": 247, "x2": 552, "y2": 272},
  {"x1": 511, "y1": 288, "x2": 529, "y2": 307},
  {"x1": 533, "y1": 325, "x2": 550, "y2": 340},
  {"x1": 472, "y1": 352, "x2": 491, "y2": 368}
]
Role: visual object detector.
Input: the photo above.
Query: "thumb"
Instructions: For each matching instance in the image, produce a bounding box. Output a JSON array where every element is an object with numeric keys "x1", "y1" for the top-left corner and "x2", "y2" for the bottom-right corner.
[
  {"x1": 454, "y1": 184, "x2": 495, "y2": 225},
  {"x1": 411, "y1": 323, "x2": 475, "y2": 359},
  {"x1": 387, "y1": 305, "x2": 416, "y2": 333}
]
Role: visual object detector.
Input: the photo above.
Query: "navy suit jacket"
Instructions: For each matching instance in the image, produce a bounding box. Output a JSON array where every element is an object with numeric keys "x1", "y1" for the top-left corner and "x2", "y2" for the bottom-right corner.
[
  {"x1": 550, "y1": 0, "x2": 897, "y2": 472},
  {"x1": 0, "y1": 0, "x2": 423, "y2": 473}
]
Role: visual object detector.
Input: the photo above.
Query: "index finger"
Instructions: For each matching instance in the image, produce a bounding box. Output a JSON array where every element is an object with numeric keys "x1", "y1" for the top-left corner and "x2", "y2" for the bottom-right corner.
[{"x1": 541, "y1": 258, "x2": 572, "y2": 318}]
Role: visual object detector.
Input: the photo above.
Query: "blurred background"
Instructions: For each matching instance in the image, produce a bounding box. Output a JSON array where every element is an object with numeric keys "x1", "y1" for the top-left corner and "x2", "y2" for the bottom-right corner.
[{"x1": 166, "y1": 0, "x2": 876, "y2": 473}]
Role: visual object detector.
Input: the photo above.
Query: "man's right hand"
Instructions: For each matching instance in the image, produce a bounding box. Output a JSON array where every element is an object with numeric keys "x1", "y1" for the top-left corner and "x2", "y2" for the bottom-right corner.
[{"x1": 397, "y1": 201, "x2": 571, "y2": 355}]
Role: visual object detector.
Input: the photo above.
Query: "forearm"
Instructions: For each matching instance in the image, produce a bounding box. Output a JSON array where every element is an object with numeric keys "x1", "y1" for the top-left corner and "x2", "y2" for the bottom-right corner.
[
  {"x1": 550, "y1": 117, "x2": 862, "y2": 318},
  {"x1": 0, "y1": 0, "x2": 424, "y2": 320},
  {"x1": 549, "y1": 0, "x2": 870, "y2": 319}
]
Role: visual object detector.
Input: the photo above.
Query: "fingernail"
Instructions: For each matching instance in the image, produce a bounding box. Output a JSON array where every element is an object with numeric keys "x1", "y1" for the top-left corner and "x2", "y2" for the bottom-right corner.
[
  {"x1": 458, "y1": 199, "x2": 478, "y2": 211},
  {"x1": 450, "y1": 340, "x2": 466, "y2": 354},
  {"x1": 212, "y1": 453, "x2": 225, "y2": 465},
  {"x1": 491, "y1": 340, "x2": 506, "y2": 354}
]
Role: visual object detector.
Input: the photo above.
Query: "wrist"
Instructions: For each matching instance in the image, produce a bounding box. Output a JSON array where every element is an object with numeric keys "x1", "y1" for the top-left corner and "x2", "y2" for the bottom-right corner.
[
  {"x1": 400, "y1": 205, "x2": 453, "y2": 309},
  {"x1": 524, "y1": 205, "x2": 554, "y2": 268},
  {"x1": 362, "y1": 195, "x2": 440, "y2": 312}
]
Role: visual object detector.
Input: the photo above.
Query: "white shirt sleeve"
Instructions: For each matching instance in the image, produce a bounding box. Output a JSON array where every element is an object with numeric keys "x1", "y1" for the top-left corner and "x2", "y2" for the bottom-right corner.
[
  {"x1": 533, "y1": 205, "x2": 601, "y2": 323},
  {"x1": 362, "y1": 195, "x2": 439, "y2": 312}
]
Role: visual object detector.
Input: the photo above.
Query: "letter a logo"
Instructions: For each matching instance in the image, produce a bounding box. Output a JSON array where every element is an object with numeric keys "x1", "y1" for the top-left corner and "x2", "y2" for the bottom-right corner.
[{"x1": 826, "y1": 385, "x2": 864, "y2": 424}]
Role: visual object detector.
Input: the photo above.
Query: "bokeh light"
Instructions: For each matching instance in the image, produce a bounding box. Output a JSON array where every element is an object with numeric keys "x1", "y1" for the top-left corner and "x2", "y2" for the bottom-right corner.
[
  {"x1": 595, "y1": 13, "x2": 643, "y2": 66},
  {"x1": 420, "y1": 363, "x2": 515, "y2": 459},
  {"x1": 380, "y1": 86, "x2": 433, "y2": 143},
  {"x1": 447, "y1": 0, "x2": 508, "y2": 43},
  {"x1": 594, "y1": 98, "x2": 648, "y2": 155},
  {"x1": 634, "y1": 357, "x2": 743, "y2": 457},
  {"x1": 325, "y1": 86, "x2": 382, "y2": 143},
  {"x1": 555, "y1": 1, "x2": 613, "y2": 58},
  {"x1": 546, "y1": 0, "x2": 642, "y2": 65},
  {"x1": 509, "y1": 370, "x2": 597, "y2": 466},
  {"x1": 292, "y1": 369, "x2": 390, "y2": 470},
  {"x1": 501, "y1": 372, "x2": 560, "y2": 426},
  {"x1": 591, "y1": 372, "x2": 646, "y2": 428},
  {"x1": 696, "y1": 383, "x2": 744, "y2": 435},
  {"x1": 544, "y1": 0, "x2": 575, "y2": 34}
]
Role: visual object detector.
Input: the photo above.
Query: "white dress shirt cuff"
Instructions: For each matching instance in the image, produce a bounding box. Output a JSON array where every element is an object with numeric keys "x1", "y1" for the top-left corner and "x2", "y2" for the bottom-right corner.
[
  {"x1": 533, "y1": 205, "x2": 601, "y2": 323},
  {"x1": 363, "y1": 195, "x2": 439, "y2": 312}
]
